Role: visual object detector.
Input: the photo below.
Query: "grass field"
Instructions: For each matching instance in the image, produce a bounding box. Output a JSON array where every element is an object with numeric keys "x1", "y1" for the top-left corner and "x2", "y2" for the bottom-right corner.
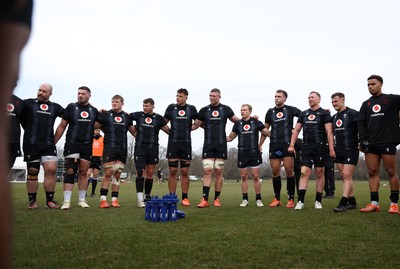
[{"x1": 11, "y1": 180, "x2": 400, "y2": 269}]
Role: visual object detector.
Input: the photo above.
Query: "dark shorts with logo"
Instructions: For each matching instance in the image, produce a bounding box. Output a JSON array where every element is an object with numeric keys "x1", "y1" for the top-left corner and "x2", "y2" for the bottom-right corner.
[
  {"x1": 64, "y1": 143, "x2": 92, "y2": 161},
  {"x1": 269, "y1": 143, "x2": 295, "y2": 159},
  {"x1": 238, "y1": 151, "x2": 263, "y2": 168},
  {"x1": 334, "y1": 148, "x2": 359, "y2": 166},
  {"x1": 202, "y1": 144, "x2": 228, "y2": 160},
  {"x1": 300, "y1": 142, "x2": 326, "y2": 168},
  {"x1": 134, "y1": 146, "x2": 159, "y2": 165},
  {"x1": 103, "y1": 147, "x2": 127, "y2": 164},
  {"x1": 23, "y1": 144, "x2": 57, "y2": 162},
  {"x1": 366, "y1": 145, "x2": 397, "y2": 156},
  {"x1": 167, "y1": 141, "x2": 192, "y2": 160}
]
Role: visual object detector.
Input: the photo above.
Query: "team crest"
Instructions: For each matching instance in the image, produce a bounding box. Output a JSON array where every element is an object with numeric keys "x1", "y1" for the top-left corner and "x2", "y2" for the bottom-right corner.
[
  {"x1": 178, "y1": 110, "x2": 186, "y2": 116},
  {"x1": 243, "y1": 124, "x2": 250, "y2": 131},
  {"x1": 336, "y1": 119, "x2": 343, "y2": 127},
  {"x1": 40, "y1": 104, "x2": 49, "y2": 111},
  {"x1": 145, "y1": 117, "x2": 152, "y2": 124},
  {"x1": 81, "y1": 111, "x2": 89, "y2": 118},
  {"x1": 115, "y1": 116, "x2": 122, "y2": 123},
  {"x1": 212, "y1": 111, "x2": 219, "y2": 117},
  {"x1": 6, "y1": 103, "x2": 14, "y2": 112},
  {"x1": 372, "y1": 104, "x2": 381, "y2": 113},
  {"x1": 276, "y1": 112, "x2": 284, "y2": 119},
  {"x1": 308, "y1": 114, "x2": 315, "y2": 120}
]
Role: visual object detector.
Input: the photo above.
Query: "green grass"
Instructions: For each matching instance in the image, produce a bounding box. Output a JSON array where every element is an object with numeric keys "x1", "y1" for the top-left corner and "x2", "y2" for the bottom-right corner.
[{"x1": 12, "y1": 180, "x2": 400, "y2": 269}]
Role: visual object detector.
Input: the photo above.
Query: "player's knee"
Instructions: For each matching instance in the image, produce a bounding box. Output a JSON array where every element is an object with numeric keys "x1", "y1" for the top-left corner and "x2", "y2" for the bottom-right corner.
[
  {"x1": 202, "y1": 159, "x2": 215, "y2": 170},
  {"x1": 27, "y1": 162, "x2": 40, "y2": 180},
  {"x1": 64, "y1": 173, "x2": 75, "y2": 184},
  {"x1": 168, "y1": 160, "x2": 179, "y2": 168}
]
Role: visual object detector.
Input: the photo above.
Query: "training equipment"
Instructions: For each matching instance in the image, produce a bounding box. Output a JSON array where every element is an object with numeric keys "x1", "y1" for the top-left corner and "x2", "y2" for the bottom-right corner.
[
  {"x1": 294, "y1": 201, "x2": 304, "y2": 210},
  {"x1": 61, "y1": 201, "x2": 71, "y2": 210},
  {"x1": 197, "y1": 198, "x2": 210, "y2": 208},
  {"x1": 269, "y1": 198, "x2": 281, "y2": 207},
  {"x1": 256, "y1": 200, "x2": 264, "y2": 207},
  {"x1": 78, "y1": 199, "x2": 89, "y2": 208},
  {"x1": 144, "y1": 193, "x2": 179, "y2": 222},
  {"x1": 239, "y1": 200, "x2": 248, "y2": 207},
  {"x1": 360, "y1": 203, "x2": 380, "y2": 212}
]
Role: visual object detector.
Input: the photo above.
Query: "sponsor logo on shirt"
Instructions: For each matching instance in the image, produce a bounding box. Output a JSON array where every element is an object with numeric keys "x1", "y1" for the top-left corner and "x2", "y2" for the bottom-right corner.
[
  {"x1": 210, "y1": 110, "x2": 221, "y2": 120},
  {"x1": 115, "y1": 116, "x2": 122, "y2": 123},
  {"x1": 40, "y1": 104, "x2": 49, "y2": 111},
  {"x1": 7, "y1": 103, "x2": 14, "y2": 112},
  {"x1": 371, "y1": 104, "x2": 385, "y2": 117},
  {"x1": 308, "y1": 114, "x2": 315, "y2": 120},
  {"x1": 276, "y1": 112, "x2": 283, "y2": 119}
]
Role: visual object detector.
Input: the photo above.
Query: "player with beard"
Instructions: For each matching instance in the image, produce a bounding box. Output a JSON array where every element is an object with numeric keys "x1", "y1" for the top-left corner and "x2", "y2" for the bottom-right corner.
[
  {"x1": 131, "y1": 98, "x2": 169, "y2": 208},
  {"x1": 96, "y1": 95, "x2": 136, "y2": 208},
  {"x1": 164, "y1": 88, "x2": 198, "y2": 206},
  {"x1": 288, "y1": 91, "x2": 335, "y2": 210},
  {"x1": 358, "y1": 75, "x2": 400, "y2": 214},
  {"x1": 227, "y1": 104, "x2": 270, "y2": 207},
  {"x1": 54, "y1": 86, "x2": 99, "y2": 210},
  {"x1": 193, "y1": 88, "x2": 240, "y2": 208},
  {"x1": 20, "y1": 83, "x2": 64, "y2": 209},
  {"x1": 330, "y1": 92, "x2": 359, "y2": 212},
  {"x1": 260, "y1": 89, "x2": 301, "y2": 208}
]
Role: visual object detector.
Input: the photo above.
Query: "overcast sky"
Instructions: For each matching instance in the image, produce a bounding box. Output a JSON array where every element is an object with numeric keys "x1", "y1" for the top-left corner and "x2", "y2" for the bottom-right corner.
[{"x1": 14, "y1": 0, "x2": 400, "y2": 152}]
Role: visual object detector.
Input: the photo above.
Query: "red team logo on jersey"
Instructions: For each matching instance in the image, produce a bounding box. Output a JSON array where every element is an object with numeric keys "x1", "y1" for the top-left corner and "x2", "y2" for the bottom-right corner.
[
  {"x1": 212, "y1": 111, "x2": 219, "y2": 117},
  {"x1": 115, "y1": 116, "x2": 122, "y2": 123},
  {"x1": 178, "y1": 110, "x2": 185, "y2": 116},
  {"x1": 7, "y1": 103, "x2": 14, "y2": 112},
  {"x1": 40, "y1": 104, "x2": 49, "y2": 111},
  {"x1": 145, "y1": 117, "x2": 152, "y2": 124},
  {"x1": 336, "y1": 119, "x2": 343, "y2": 127},
  {"x1": 93, "y1": 141, "x2": 99, "y2": 147},
  {"x1": 243, "y1": 124, "x2": 250, "y2": 131},
  {"x1": 308, "y1": 114, "x2": 315, "y2": 120},
  {"x1": 372, "y1": 104, "x2": 381, "y2": 113},
  {"x1": 81, "y1": 111, "x2": 89, "y2": 118},
  {"x1": 276, "y1": 112, "x2": 283, "y2": 119}
]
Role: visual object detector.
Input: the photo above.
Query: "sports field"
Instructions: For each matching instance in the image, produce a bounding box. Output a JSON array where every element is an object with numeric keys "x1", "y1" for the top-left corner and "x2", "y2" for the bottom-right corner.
[{"x1": 12, "y1": 180, "x2": 400, "y2": 269}]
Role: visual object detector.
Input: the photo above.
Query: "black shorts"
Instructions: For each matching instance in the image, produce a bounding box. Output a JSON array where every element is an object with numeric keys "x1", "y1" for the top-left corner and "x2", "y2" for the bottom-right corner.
[
  {"x1": 134, "y1": 146, "x2": 159, "y2": 165},
  {"x1": 167, "y1": 141, "x2": 192, "y2": 160},
  {"x1": 367, "y1": 145, "x2": 397, "y2": 156},
  {"x1": 8, "y1": 142, "x2": 21, "y2": 169},
  {"x1": 0, "y1": 0, "x2": 33, "y2": 27},
  {"x1": 300, "y1": 142, "x2": 326, "y2": 168},
  {"x1": 238, "y1": 151, "x2": 263, "y2": 168},
  {"x1": 90, "y1": 156, "x2": 102, "y2": 170},
  {"x1": 269, "y1": 143, "x2": 295, "y2": 159},
  {"x1": 23, "y1": 144, "x2": 57, "y2": 162},
  {"x1": 334, "y1": 149, "x2": 359, "y2": 166},
  {"x1": 202, "y1": 144, "x2": 228, "y2": 160},
  {"x1": 63, "y1": 143, "x2": 92, "y2": 161},
  {"x1": 103, "y1": 147, "x2": 127, "y2": 164}
]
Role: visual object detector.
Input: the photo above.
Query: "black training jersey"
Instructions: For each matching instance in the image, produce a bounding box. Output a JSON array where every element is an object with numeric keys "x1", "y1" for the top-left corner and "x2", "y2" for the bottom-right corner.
[
  {"x1": 20, "y1": 98, "x2": 64, "y2": 146},
  {"x1": 7, "y1": 95, "x2": 24, "y2": 144},
  {"x1": 164, "y1": 103, "x2": 198, "y2": 143},
  {"x1": 265, "y1": 105, "x2": 301, "y2": 144},
  {"x1": 63, "y1": 102, "x2": 99, "y2": 145},
  {"x1": 130, "y1": 111, "x2": 167, "y2": 148},
  {"x1": 232, "y1": 118, "x2": 265, "y2": 152},
  {"x1": 297, "y1": 107, "x2": 331, "y2": 144},
  {"x1": 332, "y1": 107, "x2": 359, "y2": 151},
  {"x1": 197, "y1": 103, "x2": 235, "y2": 147},
  {"x1": 358, "y1": 93, "x2": 400, "y2": 146},
  {"x1": 96, "y1": 110, "x2": 132, "y2": 151}
]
